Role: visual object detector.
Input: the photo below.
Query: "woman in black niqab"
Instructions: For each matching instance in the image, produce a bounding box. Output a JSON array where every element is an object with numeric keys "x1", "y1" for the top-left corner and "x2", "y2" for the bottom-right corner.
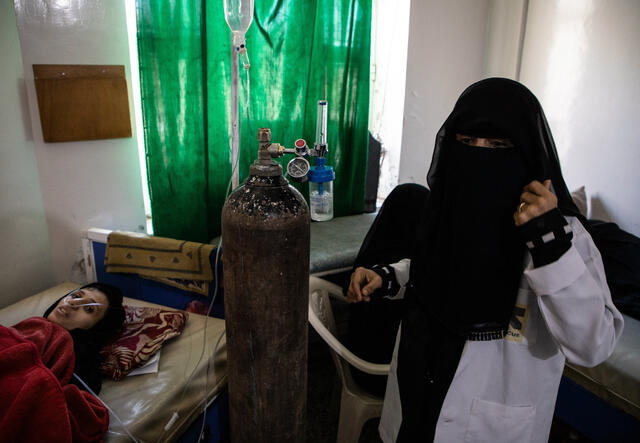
[
  {"x1": 392, "y1": 78, "x2": 584, "y2": 440},
  {"x1": 416, "y1": 77, "x2": 582, "y2": 334}
]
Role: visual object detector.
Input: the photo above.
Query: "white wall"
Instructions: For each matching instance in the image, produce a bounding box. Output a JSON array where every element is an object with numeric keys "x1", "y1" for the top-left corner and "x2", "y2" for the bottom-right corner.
[
  {"x1": 399, "y1": 0, "x2": 639, "y2": 237},
  {"x1": 519, "y1": 0, "x2": 640, "y2": 237},
  {"x1": 369, "y1": 0, "x2": 411, "y2": 201},
  {"x1": 0, "y1": 0, "x2": 54, "y2": 308},
  {"x1": 13, "y1": 0, "x2": 146, "y2": 284},
  {"x1": 398, "y1": 0, "x2": 491, "y2": 185},
  {"x1": 483, "y1": 0, "x2": 527, "y2": 79}
]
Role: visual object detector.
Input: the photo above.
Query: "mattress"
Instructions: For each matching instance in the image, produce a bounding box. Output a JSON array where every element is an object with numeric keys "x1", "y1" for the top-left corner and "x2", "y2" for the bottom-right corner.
[
  {"x1": 563, "y1": 314, "x2": 640, "y2": 420},
  {"x1": 0, "y1": 282, "x2": 228, "y2": 442}
]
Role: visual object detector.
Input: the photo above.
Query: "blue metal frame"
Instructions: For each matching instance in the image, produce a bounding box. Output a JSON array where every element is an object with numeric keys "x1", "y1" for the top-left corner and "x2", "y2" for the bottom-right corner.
[
  {"x1": 177, "y1": 389, "x2": 230, "y2": 443},
  {"x1": 92, "y1": 241, "x2": 225, "y2": 318},
  {"x1": 554, "y1": 376, "x2": 640, "y2": 442}
]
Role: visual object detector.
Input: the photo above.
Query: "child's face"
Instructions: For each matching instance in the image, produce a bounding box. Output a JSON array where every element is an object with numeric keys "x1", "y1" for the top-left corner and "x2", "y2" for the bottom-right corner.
[{"x1": 47, "y1": 287, "x2": 109, "y2": 330}]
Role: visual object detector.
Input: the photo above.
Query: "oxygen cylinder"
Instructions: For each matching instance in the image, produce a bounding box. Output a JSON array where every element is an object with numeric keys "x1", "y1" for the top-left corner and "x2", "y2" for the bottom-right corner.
[{"x1": 221, "y1": 128, "x2": 310, "y2": 442}]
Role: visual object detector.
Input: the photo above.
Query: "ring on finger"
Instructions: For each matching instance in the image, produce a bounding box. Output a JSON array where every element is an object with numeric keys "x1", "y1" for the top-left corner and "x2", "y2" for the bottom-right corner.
[{"x1": 518, "y1": 201, "x2": 527, "y2": 213}]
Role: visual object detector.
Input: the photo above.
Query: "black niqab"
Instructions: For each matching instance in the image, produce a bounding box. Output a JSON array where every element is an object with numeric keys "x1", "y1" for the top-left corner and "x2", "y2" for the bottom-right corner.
[{"x1": 412, "y1": 77, "x2": 582, "y2": 335}]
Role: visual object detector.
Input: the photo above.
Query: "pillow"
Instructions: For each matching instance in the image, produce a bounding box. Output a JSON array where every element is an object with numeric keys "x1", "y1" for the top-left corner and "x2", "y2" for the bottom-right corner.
[
  {"x1": 571, "y1": 185, "x2": 588, "y2": 217},
  {"x1": 99, "y1": 305, "x2": 188, "y2": 380}
]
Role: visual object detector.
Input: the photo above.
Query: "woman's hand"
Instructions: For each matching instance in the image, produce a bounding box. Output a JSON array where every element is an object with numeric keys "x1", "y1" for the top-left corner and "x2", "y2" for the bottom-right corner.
[
  {"x1": 347, "y1": 267, "x2": 382, "y2": 303},
  {"x1": 514, "y1": 179, "x2": 558, "y2": 226}
]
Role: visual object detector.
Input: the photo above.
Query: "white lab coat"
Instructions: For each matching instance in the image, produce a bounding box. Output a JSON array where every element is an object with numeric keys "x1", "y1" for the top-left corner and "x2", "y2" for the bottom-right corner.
[{"x1": 378, "y1": 216, "x2": 624, "y2": 443}]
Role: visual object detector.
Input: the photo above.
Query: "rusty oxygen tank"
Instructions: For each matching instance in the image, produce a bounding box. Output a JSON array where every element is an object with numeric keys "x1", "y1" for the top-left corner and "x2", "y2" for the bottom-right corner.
[{"x1": 221, "y1": 128, "x2": 310, "y2": 442}]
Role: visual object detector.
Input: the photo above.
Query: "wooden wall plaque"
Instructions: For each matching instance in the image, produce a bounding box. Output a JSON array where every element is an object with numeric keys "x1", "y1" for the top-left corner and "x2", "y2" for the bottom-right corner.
[{"x1": 33, "y1": 64, "x2": 132, "y2": 142}]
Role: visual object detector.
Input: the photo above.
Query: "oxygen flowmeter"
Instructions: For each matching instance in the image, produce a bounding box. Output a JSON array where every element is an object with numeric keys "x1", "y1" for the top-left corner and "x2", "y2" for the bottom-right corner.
[{"x1": 283, "y1": 100, "x2": 335, "y2": 221}]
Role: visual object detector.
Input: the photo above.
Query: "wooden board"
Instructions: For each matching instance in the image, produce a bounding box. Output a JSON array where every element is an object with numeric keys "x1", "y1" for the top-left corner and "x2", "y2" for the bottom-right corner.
[{"x1": 33, "y1": 64, "x2": 132, "y2": 142}]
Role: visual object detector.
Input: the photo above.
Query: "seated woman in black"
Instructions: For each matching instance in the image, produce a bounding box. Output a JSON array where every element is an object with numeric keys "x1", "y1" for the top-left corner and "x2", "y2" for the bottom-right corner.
[{"x1": 347, "y1": 183, "x2": 430, "y2": 396}]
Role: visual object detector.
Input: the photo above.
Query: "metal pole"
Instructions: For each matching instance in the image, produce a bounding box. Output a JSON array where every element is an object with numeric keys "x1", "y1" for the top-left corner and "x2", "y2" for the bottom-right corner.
[{"x1": 231, "y1": 36, "x2": 240, "y2": 189}]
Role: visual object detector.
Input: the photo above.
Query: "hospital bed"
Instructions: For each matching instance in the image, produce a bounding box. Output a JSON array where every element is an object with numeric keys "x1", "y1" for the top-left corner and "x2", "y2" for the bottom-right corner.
[
  {"x1": 0, "y1": 282, "x2": 228, "y2": 442},
  {"x1": 0, "y1": 226, "x2": 230, "y2": 442}
]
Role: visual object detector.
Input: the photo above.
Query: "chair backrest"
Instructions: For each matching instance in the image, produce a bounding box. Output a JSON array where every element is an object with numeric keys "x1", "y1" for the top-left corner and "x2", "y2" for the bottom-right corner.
[{"x1": 309, "y1": 280, "x2": 349, "y2": 384}]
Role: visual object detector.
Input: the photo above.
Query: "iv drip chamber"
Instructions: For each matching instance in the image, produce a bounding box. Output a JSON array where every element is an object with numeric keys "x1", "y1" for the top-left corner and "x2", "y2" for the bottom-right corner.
[{"x1": 223, "y1": 0, "x2": 254, "y2": 36}]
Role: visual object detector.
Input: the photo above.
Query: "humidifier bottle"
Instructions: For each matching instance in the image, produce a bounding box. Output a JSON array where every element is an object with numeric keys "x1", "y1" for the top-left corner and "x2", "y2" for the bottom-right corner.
[{"x1": 308, "y1": 157, "x2": 335, "y2": 222}]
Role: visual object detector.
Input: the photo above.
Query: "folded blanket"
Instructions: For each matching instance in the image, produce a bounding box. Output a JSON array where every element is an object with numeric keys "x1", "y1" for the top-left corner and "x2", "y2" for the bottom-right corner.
[
  {"x1": 0, "y1": 318, "x2": 109, "y2": 442},
  {"x1": 105, "y1": 231, "x2": 216, "y2": 295}
]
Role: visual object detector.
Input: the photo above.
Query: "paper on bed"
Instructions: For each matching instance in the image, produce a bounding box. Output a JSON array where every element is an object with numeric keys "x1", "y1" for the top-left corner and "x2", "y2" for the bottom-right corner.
[{"x1": 126, "y1": 350, "x2": 160, "y2": 376}]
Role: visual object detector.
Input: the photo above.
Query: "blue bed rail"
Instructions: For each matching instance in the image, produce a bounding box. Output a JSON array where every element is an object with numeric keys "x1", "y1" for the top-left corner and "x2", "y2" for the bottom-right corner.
[{"x1": 91, "y1": 239, "x2": 225, "y2": 319}]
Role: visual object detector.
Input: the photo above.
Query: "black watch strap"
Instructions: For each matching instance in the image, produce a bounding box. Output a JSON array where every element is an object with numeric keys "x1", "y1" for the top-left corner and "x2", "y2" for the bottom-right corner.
[
  {"x1": 518, "y1": 208, "x2": 573, "y2": 267},
  {"x1": 370, "y1": 264, "x2": 401, "y2": 298}
]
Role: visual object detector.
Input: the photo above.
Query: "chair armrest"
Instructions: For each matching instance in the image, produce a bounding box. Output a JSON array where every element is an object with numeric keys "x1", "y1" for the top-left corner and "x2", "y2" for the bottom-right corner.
[
  {"x1": 309, "y1": 275, "x2": 391, "y2": 375},
  {"x1": 308, "y1": 307, "x2": 390, "y2": 376},
  {"x1": 309, "y1": 276, "x2": 350, "y2": 303}
]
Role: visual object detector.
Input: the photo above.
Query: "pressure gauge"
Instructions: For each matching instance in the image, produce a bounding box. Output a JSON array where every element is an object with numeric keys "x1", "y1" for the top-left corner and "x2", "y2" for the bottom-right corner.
[
  {"x1": 294, "y1": 138, "x2": 308, "y2": 155},
  {"x1": 286, "y1": 157, "x2": 310, "y2": 182}
]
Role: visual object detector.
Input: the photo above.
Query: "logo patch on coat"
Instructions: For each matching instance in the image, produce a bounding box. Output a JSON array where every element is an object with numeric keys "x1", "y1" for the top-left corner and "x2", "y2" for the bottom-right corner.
[{"x1": 506, "y1": 304, "x2": 528, "y2": 343}]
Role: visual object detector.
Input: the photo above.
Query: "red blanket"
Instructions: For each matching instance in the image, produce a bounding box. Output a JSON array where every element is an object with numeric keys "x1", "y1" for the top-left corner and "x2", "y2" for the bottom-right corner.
[{"x1": 0, "y1": 318, "x2": 109, "y2": 442}]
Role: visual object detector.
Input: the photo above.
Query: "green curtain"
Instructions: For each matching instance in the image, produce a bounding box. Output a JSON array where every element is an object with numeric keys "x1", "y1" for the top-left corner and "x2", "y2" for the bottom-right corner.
[{"x1": 137, "y1": 0, "x2": 371, "y2": 242}]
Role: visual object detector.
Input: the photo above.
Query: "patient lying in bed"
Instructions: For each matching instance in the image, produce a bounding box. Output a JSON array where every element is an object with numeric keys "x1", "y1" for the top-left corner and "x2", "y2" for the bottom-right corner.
[{"x1": 0, "y1": 283, "x2": 124, "y2": 442}]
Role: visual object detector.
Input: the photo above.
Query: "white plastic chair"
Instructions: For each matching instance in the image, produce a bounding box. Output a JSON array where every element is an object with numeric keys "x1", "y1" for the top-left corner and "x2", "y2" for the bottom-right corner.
[{"x1": 308, "y1": 275, "x2": 391, "y2": 443}]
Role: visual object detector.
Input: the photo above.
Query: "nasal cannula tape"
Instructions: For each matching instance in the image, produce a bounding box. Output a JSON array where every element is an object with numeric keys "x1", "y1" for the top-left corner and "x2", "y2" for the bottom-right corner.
[
  {"x1": 64, "y1": 302, "x2": 104, "y2": 308},
  {"x1": 61, "y1": 296, "x2": 104, "y2": 308}
]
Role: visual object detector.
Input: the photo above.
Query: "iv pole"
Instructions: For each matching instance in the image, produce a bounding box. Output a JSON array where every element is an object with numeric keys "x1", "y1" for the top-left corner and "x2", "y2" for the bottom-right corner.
[
  {"x1": 231, "y1": 37, "x2": 240, "y2": 190},
  {"x1": 224, "y1": 0, "x2": 253, "y2": 190}
]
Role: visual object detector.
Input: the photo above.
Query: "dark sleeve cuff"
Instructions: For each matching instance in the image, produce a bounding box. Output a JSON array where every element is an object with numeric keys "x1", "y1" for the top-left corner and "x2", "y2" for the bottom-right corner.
[
  {"x1": 370, "y1": 264, "x2": 400, "y2": 298},
  {"x1": 518, "y1": 208, "x2": 573, "y2": 268}
]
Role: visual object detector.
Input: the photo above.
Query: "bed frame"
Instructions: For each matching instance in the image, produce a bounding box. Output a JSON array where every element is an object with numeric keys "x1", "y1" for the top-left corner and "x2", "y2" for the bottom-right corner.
[
  {"x1": 555, "y1": 376, "x2": 639, "y2": 442},
  {"x1": 82, "y1": 228, "x2": 224, "y2": 318}
]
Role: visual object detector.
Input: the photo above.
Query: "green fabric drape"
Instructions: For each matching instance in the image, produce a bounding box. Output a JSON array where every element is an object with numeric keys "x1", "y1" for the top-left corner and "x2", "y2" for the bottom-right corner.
[{"x1": 137, "y1": 0, "x2": 371, "y2": 242}]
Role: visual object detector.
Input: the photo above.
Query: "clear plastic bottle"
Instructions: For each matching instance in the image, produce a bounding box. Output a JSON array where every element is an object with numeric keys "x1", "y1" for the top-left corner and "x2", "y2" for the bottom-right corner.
[
  {"x1": 308, "y1": 158, "x2": 335, "y2": 222},
  {"x1": 309, "y1": 181, "x2": 334, "y2": 221}
]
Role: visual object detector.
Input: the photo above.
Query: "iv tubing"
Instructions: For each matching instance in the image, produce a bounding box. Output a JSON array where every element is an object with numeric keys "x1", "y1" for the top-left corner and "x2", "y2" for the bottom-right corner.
[
  {"x1": 196, "y1": 60, "x2": 250, "y2": 443},
  {"x1": 73, "y1": 373, "x2": 139, "y2": 443},
  {"x1": 165, "y1": 66, "x2": 249, "y2": 442}
]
